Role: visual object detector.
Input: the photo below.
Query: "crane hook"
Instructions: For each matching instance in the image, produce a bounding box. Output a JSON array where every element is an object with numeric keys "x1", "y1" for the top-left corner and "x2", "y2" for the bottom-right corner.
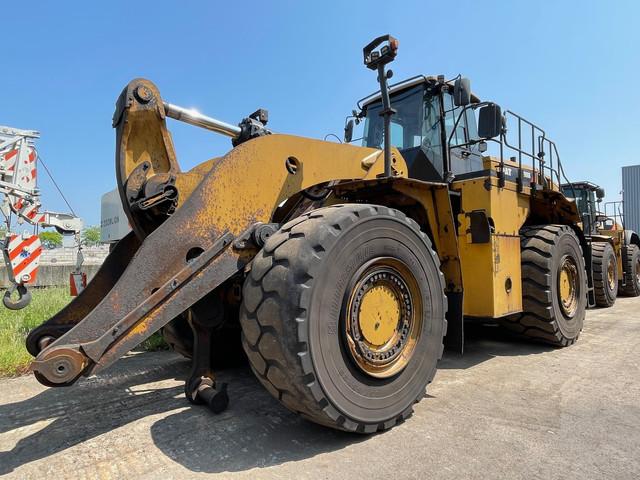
[{"x1": 3, "y1": 283, "x2": 32, "y2": 310}]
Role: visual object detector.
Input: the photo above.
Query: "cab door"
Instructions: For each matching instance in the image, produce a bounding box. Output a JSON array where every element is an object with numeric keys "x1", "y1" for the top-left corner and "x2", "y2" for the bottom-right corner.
[{"x1": 442, "y1": 93, "x2": 483, "y2": 177}]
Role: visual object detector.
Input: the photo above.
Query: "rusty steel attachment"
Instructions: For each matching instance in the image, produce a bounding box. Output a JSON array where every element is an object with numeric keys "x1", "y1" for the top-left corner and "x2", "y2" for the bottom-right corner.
[
  {"x1": 25, "y1": 231, "x2": 142, "y2": 357},
  {"x1": 29, "y1": 76, "x2": 392, "y2": 409},
  {"x1": 31, "y1": 229, "x2": 237, "y2": 386}
]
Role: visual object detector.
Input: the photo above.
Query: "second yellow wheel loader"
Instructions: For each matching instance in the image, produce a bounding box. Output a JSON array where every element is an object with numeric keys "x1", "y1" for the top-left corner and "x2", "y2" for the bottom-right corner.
[
  {"x1": 27, "y1": 35, "x2": 594, "y2": 432},
  {"x1": 560, "y1": 181, "x2": 640, "y2": 306}
]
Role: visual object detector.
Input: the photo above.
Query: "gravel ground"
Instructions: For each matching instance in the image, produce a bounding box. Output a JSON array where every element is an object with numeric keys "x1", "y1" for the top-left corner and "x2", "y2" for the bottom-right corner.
[{"x1": 0, "y1": 297, "x2": 638, "y2": 479}]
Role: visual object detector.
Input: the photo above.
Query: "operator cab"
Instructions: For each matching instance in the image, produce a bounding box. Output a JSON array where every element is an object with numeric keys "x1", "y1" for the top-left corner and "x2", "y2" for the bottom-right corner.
[
  {"x1": 346, "y1": 37, "x2": 566, "y2": 197},
  {"x1": 560, "y1": 181, "x2": 605, "y2": 234},
  {"x1": 355, "y1": 76, "x2": 495, "y2": 183}
]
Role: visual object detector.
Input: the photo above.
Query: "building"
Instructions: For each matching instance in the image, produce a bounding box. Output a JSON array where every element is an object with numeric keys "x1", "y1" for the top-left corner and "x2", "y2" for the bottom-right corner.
[
  {"x1": 101, "y1": 188, "x2": 132, "y2": 243},
  {"x1": 622, "y1": 165, "x2": 640, "y2": 233}
]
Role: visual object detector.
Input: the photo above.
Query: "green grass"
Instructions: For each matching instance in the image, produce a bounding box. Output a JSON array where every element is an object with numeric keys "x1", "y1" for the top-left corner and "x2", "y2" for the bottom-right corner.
[
  {"x1": 140, "y1": 331, "x2": 169, "y2": 352},
  {"x1": 0, "y1": 287, "x2": 71, "y2": 376},
  {"x1": 0, "y1": 287, "x2": 167, "y2": 377}
]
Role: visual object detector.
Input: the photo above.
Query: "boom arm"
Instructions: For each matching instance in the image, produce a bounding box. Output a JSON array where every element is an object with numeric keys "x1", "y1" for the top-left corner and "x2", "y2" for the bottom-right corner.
[{"x1": 30, "y1": 78, "x2": 402, "y2": 387}]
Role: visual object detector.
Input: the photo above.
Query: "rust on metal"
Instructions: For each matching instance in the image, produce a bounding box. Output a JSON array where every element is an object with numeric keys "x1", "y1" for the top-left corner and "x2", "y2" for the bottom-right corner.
[
  {"x1": 30, "y1": 78, "x2": 406, "y2": 386},
  {"x1": 25, "y1": 231, "x2": 141, "y2": 357}
]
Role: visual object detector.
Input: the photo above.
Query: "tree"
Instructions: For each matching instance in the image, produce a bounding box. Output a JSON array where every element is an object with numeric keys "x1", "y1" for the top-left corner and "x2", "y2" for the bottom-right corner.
[
  {"x1": 39, "y1": 230, "x2": 63, "y2": 249},
  {"x1": 82, "y1": 225, "x2": 101, "y2": 247}
]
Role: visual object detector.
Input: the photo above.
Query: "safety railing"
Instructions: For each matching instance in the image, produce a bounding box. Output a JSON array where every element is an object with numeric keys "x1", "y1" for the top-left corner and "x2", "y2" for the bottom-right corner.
[
  {"x1": 447, "y1": 106, "x2": 571, "y2": 193},
  {"x1": 604, "y1": 201, "x2": 625, "y2": 230},
  {"x1": 501, "y1": 110, "x2": 565, "y2": 192}
]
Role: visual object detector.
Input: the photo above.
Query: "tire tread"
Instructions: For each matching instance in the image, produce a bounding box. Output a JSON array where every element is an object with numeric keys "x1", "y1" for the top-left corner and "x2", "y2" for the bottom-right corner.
[
  {"x1": 500, "y1": 225, "x2": 584, "y2": 347},
  {"x1": 239, "y1": 204, "x2": 445, "y2": 432},
  {"x1": 591, "y1": 242, "x2": 617, "y2": 307},
  {"x1": 620, "y1": 244, "x2": 640, "y2": 296}
]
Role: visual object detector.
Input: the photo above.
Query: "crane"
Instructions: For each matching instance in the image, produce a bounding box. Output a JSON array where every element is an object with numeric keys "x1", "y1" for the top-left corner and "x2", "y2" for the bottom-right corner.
[{"x1": 0, "y1": 125, "x2": 83, "y2": 309}]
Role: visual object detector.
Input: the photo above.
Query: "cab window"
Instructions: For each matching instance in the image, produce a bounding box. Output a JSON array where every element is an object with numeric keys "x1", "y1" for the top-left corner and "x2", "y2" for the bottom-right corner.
[{"x1": 443, "y1": 93, "x2": 483, "y2": 175}]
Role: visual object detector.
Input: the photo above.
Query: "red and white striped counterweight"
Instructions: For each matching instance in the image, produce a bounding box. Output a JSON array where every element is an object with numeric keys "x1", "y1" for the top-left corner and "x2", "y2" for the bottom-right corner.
[{"x1": 5, "y1": 233, "x2": 42, "y2": 284}]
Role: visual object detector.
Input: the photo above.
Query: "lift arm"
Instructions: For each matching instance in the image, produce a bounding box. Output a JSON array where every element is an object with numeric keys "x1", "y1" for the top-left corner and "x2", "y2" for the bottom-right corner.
[{"x1": 30, "y1": 78, "x2": 396, "y2": 387}]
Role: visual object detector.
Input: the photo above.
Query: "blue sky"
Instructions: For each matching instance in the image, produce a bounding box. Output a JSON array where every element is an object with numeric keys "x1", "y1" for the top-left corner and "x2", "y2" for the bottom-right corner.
[{"x1": 2, "y1": 0, "x2": 638, "y2": 225}]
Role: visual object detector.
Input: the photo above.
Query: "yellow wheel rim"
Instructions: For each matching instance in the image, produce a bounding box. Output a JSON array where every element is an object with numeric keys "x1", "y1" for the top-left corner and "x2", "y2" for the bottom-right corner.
[
  {"x1": 607, "y1": 257, "x2": 617, "y2": 290},
  {"x1": 558, "y1": 255, "x2": 579, "y2": 317},
  {"x1": 344, "y1": 258, "x2": 422, "y2": 379},
  {"x1": 358, "y1": 284, "x2": 401, "y2": 346}
]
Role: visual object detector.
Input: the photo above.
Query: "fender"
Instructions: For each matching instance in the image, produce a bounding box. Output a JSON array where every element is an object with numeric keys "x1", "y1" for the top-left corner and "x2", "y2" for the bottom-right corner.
[{"x1": 624, "y1": 229, "x2": 640, "y2": 247}]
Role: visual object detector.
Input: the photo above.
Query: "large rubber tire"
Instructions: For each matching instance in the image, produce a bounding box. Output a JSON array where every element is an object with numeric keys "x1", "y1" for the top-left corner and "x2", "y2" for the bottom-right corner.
[
  {"x1": 620, "y1": 244, "x2": 640, "y2": 296},
  {"x1": 500, "y1": 225, "x2": 586, "y2": 347},
  {"x1": 591, "y1": 242, "x2": 618, "y2": 307},
  {"x1": 239, "y1": 204, "x2": 447, "y2": 433}
]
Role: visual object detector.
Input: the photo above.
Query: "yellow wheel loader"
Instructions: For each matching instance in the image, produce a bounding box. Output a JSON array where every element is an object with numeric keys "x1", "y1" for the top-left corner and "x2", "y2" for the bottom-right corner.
[
  {"x1": 560, "y1": 181, "x2": 640, "y2": 305},
  {"x1": 27, "y1": 35, "x2": 591, "y2": 432}
]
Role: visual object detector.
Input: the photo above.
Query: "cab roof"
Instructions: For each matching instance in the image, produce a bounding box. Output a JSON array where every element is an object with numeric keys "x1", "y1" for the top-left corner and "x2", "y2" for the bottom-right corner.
[
  {"x1": 560, "y1": 181, "x2": 601, "y2": 191},
  {"x1": 358, "y1": 75, "x2": 481, "y2": 110}
]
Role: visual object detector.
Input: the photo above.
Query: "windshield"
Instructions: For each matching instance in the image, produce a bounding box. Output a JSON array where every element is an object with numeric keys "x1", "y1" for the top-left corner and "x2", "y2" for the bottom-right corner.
[
  {"x1": 362, "y1": 85, "x2": 445, "y2": 176},
  {"x1": 562, "y1": 186, "x2": 597, "y2": 232},
  {"x1": 361, "y1": 84, "x2": 483, "y2": 179},
  {"x1": 362, "y1": 85, "x2": 426, "y2": 150},
  {"x1": 561, "y1": 187, "x2": 594, "y2": 217},
  {"x1": 362, "y1": 84, "x2": 483, "y2": 180}
]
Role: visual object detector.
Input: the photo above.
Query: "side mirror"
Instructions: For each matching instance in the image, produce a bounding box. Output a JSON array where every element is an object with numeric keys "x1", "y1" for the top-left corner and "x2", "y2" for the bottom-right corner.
[
  {"x1": 478, "y1": 103, "x2": 503, "y2": 139},
  {"x1": 344, "y1": 119, "x2": 354, "y2": 143},
  {"x1": 453, "y1": 77, "x2": 471, "y2": 106},
  {"x1": 596, "y1": 187, "x2": 605, "y2": 200}
]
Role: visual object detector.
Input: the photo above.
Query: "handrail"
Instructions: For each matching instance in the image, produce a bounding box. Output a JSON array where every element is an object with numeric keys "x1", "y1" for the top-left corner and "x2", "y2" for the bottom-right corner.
[
  {"x1": 604, "y1": 201, "x2": 625, "y2": 230},
  {"x1": 446, "y1": 105, "x2": 570, "y2": 195}
]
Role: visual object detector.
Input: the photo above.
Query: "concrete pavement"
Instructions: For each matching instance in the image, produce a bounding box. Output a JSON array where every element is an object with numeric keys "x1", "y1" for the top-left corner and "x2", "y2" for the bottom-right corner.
[{"x1": 0, "y1": 297, "x2": 638, "y2": 479}]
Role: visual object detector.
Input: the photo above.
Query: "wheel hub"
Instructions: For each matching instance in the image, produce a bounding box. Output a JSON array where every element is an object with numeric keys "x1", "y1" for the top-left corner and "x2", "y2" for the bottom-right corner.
[
  {"x1": 358, "y1": 284, "x2": 401, "y2": 346},
  {"x1": 344, "y1": 258, "x2": 422, "y2": 379},
  {"x1": 558, "y1": 255, "x2": 579, "y2": 317}
]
